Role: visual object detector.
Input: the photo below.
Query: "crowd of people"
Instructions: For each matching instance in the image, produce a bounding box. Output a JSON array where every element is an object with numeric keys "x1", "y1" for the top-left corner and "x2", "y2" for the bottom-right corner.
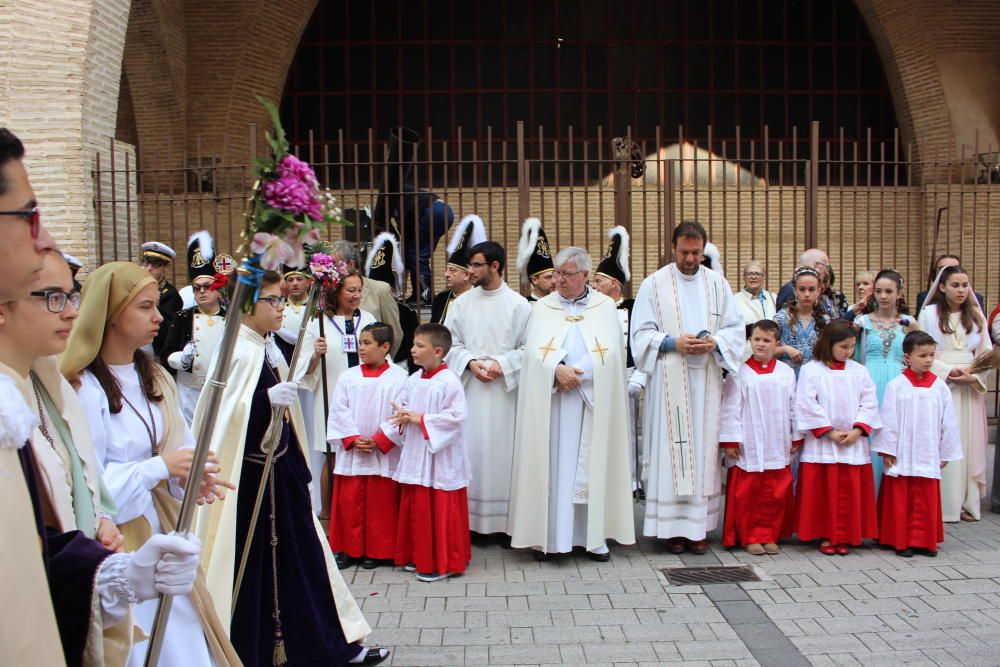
[{"x1": 3, "y1": 121, "x2": 998, "y2": 666}]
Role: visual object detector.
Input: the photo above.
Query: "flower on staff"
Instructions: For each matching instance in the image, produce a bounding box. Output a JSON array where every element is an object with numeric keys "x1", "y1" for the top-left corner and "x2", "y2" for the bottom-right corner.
[{"x1": 250, "y1": 232, "x2": 295, "y2": 271}]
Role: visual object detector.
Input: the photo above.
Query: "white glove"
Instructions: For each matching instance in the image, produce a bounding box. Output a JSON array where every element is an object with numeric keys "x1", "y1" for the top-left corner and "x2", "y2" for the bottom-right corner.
[
  {"x1": 628, "y1": 381, "x2": 643, "y2": 398},
  {"x1": 124, "y1": 533, "x2": 202, "y2": 601},
  {"x1": 267, "y1": 381, "x2": 299, "y2": 408},
  {"x1": 180, "y1": 342, "x2": 197, "y2": 370}
]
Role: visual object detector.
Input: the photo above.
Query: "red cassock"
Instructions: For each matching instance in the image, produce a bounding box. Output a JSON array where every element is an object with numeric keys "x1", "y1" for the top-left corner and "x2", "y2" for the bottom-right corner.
[
  {"x1": 329, "y1": 474, "x2": 401, "y2": 559},
  {"x1": 395, "y1": 485, "x2": 471, "y2": 575},
  {"x1": 723, "y1": 466, "x2": 794, "y2": 547},
  {"x1": 877, "y1": 476, "x2": 943, "y2": 551},
  {"x1": 794, "y1": 462, "x2": 878, "y2": 545}
]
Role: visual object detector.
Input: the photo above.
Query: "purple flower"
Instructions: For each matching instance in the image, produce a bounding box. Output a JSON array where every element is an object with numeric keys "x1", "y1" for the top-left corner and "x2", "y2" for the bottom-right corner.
[
  {"x1": 261, "y1": 175, "x2": 321, "y2": 218},
  {"x1": 276, "y1": 154, "x2": 319, "y2": 187}
]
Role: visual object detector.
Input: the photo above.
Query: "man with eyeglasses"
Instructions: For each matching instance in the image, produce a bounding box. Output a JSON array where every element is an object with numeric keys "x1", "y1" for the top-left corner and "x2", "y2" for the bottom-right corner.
[
  {"x1": 509, "y1": 246, "x2": 635, "y2": 562},
  {"x1": 160, "y1": 231, "x2": 229, "y2": 424},
  {"x1": 140, "y1": 240, "x2": 183, "y2": 360},
  {"x1": 0, "y1": 128, "x2": 202, "y2": 665},
  {"x1": 442, "y1": 240, "x2": 531, "y2": 541}
]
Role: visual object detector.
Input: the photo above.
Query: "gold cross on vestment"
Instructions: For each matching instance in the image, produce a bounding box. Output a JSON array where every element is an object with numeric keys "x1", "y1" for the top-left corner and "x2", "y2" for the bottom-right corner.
[
  {"x1": 591, "y1": 338, "x2": 609, "y2": 365},
  {"x1": 539, "y1": 337, "x2": 557, "y2": 362}
]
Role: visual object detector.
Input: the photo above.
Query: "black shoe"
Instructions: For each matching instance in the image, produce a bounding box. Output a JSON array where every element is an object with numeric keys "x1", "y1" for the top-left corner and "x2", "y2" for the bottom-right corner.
[
  {"x1": 497, "y1": 534, "x2": 513, "y2": 549},
  {"x1": 915, "y1": 547, "x2": 938, "y2": 558},
  {"x1": 533, "y1": 550, "x2": 552, "y2": 561},
  {"x1": 895, "y1": 548, "x2": 913, "y2": 558},
  {"x1": 361, "y1": 558, "x2": 380, "y2": 570},
  {"x1": 586, "y1": 551, "x2": 611, "y2": 562},
  {"x1": 336, "y1": 552, "x2": 358, "y2": 569}
]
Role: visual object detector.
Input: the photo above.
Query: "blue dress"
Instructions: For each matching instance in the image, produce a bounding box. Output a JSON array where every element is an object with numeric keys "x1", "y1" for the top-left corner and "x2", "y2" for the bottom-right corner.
[
  {"x1": 856, "y1": 314, "x2": 905, "y2": 489},
  {"x1": 774, "y1": 310, "x2": 820, "y2": 377}
]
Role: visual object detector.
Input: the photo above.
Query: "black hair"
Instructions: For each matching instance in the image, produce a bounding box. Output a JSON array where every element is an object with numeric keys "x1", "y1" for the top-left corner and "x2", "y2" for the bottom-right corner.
[
  {"x1": 468, "y1": 241, "x2": 506, "y2": 272},
  {"x1": 229, "y1": 269, "x2": 282, "y2": 301},
  {"x1": 671, "y1": 220, "x2": 708, "y2": 246},
  {"x1": 0, "y1": 128, "x2": 26, "y2": 196},
  {"x1": 902, "y1": 330, "x2": 936, "y2": 354},
  {"x1": 928, "y1": 253, "x2": 961, "y2": 288},
  {"x1": 360, "y1": 321, "x2": 394, "y2": 348},
  {"x1": 414, "y1": 322, "x2": 452, "y2": 356},
  {"x1": 812, "y1": 319, "x2": 856, "y2": 365},
  {"x1": 749, "y1": 319, "x2": 781, "y2": 339},
  {"x1": 872, "y1": 268, "x2": 909, "y2": 315}
]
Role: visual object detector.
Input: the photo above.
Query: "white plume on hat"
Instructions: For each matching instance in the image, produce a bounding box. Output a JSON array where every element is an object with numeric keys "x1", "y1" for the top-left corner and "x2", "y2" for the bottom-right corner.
[
  {"x1": 365, "y1": 231, "x2": 406, "y2": 297},
  {"x1": 516, "y1": 217, "x2": 541, "y2": 278},
  {"x1": 187, "y1": 230, "x2": 215, "y2": 262},
  {"x1": 608, "y1": 225, "x2": 631, "y2": 283},
  {"x1": 446, "y1": 214, "x2": 487, "y2": 255},
  {"x1": 703, "y1": 241, "x2": 724, "y2": 277}
]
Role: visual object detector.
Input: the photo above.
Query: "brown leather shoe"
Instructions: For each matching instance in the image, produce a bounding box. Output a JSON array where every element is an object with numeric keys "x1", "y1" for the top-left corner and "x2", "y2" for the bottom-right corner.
[
  {"x1": 686, "y1": 539, "x2": 708, "y2": 554},
  {"x1": 664, "y1": 537, "x2": 686, "y2": 554}
]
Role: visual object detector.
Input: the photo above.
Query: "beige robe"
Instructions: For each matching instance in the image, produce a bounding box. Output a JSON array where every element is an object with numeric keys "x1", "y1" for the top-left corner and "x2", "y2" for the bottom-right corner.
[{"x1": 508, "y1": 290, "x2": 635, "y2": 551}]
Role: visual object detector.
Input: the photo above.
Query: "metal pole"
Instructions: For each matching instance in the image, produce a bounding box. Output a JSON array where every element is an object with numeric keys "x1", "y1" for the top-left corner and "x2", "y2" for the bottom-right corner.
[
  {"x1": 806, "y1": 121, "x2": 820, "y2": 250},
  {"x1": 143, "y1": 264, "x2": 254, "y2": 667},
  {"x1": 231, "y1": 282, "x2": 320, "y2": 611},
  {"x1": 318, "y1": 313, "x2": 332, "y2": 518}
]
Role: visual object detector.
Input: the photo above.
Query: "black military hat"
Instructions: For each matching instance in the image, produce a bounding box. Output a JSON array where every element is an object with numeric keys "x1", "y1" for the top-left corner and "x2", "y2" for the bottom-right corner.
[
  {"x1": 516, "y1": 217, "x2": 555, "y2": 280},
  {"x1": 186, "y1": 231, "x2": 217, "y2": 282},
  {"x1": 594, "y1": 225, "x2": 631, "y2": 286},
  {"x1": 446, "y1": 214, "x2": 487, "y2": 270},
  {"x1": 365, "y1": 231, "x2": 405, "y2": 297}
]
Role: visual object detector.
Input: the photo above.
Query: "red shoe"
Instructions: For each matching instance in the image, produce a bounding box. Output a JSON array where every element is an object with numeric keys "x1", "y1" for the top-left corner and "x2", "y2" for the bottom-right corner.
[
  {"x1": 819, "y1": 543, "x2": 837, "y2": 556},
  {"x1": 835, "y1": 544, "x2": 850, "y2": 555}
]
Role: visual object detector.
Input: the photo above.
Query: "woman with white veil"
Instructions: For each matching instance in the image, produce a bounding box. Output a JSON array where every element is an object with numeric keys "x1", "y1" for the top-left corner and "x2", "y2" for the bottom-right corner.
[{"x1": 917, "y1": 265, "x2": 993, "y2": 522}]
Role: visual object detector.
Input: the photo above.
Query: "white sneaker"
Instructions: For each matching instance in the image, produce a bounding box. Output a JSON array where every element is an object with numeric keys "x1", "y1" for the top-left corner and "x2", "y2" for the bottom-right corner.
[
  {"x1": 416, "y1": 571, "x2": 455, "y2": 583},
  {"x1": 402, "y1": 563, "x2": 416, "y2": 572}
]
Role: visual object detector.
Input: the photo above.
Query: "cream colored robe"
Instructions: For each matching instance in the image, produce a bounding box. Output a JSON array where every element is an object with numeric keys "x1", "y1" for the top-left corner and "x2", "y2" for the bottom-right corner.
[
  {"x1": 508, "y1": 290, "x2": 635, "y2": 551},
  {"x1": 193, "y1": 325, "x2": 370, "y2": 643}
]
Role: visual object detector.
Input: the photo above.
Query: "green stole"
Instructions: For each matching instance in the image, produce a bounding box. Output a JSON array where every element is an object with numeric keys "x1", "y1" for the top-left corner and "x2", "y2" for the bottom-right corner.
[{"x1": 33, "y1": 373, "x2": 117, "y2": 537}]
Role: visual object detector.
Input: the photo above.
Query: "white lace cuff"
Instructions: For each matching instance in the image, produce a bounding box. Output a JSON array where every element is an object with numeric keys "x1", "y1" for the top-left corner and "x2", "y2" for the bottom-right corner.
[
  {"x1": 0, "y1": 375, "x2": 37, "y2": 449},
  {"x1": 96, "y1": 552, "x2": 136, "y2": 627}
]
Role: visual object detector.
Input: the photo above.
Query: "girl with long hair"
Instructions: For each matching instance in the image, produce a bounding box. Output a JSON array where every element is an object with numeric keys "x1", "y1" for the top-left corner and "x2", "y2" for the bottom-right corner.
[
  {"x1": 774, "y1": 267, "x2": 829, "y2": 374},
  {"x1": 917, "y1": 265, "x2": 993, "y2": 522}
]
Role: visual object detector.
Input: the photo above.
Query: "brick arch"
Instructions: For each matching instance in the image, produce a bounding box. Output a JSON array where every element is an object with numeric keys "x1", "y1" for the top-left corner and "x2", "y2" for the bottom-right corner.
[{"x1": 855, "y1": 0, "x2": 1000, "y2": 164}]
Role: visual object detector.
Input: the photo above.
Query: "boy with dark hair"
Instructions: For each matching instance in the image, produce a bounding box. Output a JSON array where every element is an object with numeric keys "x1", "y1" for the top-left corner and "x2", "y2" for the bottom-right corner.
[
  {"x1": 875, "y1": 331, "x2": 963, "y2": 557},
  {"x1": 719, "y1": 319, "x2": 802, "y2": 555},
  {"x1": 381, "y1": 322, "x2": 471, "y2": 582},
  {"x1": 327, "y1": 322, "x2": 409, "y2": 569}
]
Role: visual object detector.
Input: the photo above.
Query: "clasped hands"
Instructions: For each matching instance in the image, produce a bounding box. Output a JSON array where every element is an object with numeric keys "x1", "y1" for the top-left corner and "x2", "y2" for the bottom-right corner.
[
  {"x1": 389, "y1": 401, "x2": 423, "y2": 432},
  {"x1": 948, "y1": 367, "x2": 977, "y2": 386},
  {"x1": 469, "y1": 358, "x2": 503, "y2": 383},
  {"x1": 827, "y1": 428, "x2": 863, "y2": 446},
  {"x1": 675, "y1": 334, "x2": 716, "y2": 355}
]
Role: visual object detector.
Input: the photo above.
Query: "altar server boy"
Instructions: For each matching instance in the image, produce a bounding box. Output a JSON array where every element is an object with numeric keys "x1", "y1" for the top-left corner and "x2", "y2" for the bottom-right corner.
[
  {"x1": 875, "y1": 331, "x2": 963, "y2": 557},
  {"x1": 381, "y1": 323, "x2": 472, "y2": 582},
  {"x1": 328, "y1": 322, "x2": 409, "y2": 569},
  {"x1": 719, "y1": 319, "x2": 803, "y2": 555}
]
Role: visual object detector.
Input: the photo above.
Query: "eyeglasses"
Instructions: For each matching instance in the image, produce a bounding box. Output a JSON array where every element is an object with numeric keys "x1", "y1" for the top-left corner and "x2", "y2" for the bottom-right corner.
[
  {"x1": 744, "y1": 272, "x2": 765, "y2": 279},
  {"x1": 29, "y1": 289, "x2": 81, "y2": 313},
  {"x1": 259, "y1": 295, "x2": 287, "y2": 309},
  {"x1": 553, "y1": 269, "x2": 585, "y2": 279},
  {"x1": 0, "y1": 207, "x2": 41, "y2": 239},
  {"x1": 467, "y1": 261, "x2": 489, "y2": 269},
  {"x1": 192, "y1": 283, "x2": 214, "y2": 293}
]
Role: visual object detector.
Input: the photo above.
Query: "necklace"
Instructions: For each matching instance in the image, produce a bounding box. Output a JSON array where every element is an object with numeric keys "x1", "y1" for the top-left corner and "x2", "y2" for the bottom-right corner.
[
  {"x1": 30, "y1": 372, "x2": 57, "y2": 451},
  {"x1": 121, "y1": 387, "x2": 159, "y2": 457},
  {"x1": 868, "y1": 315, "x2": 898, "y2": 358}
]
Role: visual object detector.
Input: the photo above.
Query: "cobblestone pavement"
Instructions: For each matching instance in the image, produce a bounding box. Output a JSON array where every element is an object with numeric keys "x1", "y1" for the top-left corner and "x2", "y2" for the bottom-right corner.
[{"x1": 345, "y1": 453, "x2": 1000, "y2": 666}]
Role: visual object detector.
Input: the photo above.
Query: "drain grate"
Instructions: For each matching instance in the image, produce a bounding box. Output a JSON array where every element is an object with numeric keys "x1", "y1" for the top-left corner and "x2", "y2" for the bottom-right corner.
[{"x1": 661, "y1": 565, "x2": 760, "y2": 586}]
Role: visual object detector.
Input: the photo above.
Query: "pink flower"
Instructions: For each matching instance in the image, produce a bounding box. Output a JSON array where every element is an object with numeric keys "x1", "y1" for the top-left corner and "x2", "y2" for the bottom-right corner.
[
  {"x1": 250, "y1": 232, "x2": 294, "y2": 270},
  {"x1": 262, "y1": 175, "x2": 322, "y2": 218},
  {"x1": 276, "y1": 154, "x2": 319, "y2": 187}
]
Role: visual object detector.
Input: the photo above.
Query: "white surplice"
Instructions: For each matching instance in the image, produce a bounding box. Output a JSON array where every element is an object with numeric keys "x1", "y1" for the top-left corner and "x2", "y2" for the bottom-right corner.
[
  {"x1": 297, "y1": 308, "x2": 376, "y2": 511},
  {"x1": 794, "y1": 360, "x2": 882, "y2": 465},
  {"x1": 78, "y1": 365, "x2": 213, "y2": 667},
  {"x1": 327, "y1": 363, "x2": 409, "y2": 477},
  {"x1": 874, "y1": 372, "x2": 962, "y2": 479},
  {"x1": 380, "y1": 367, "x2": 471, "y2": 491},
  {"x1": 443, "y1": 283, "x2": 531, "y2": 533},
  {"x1": 918, "y1": 305, "x2": 993, "y2": 520},
  {"x1": 718, "y1": 359, "x2": 800, "y2": 472},
  {"x1": 631, "y1": 264, "x2": 745, "y2": 540}
]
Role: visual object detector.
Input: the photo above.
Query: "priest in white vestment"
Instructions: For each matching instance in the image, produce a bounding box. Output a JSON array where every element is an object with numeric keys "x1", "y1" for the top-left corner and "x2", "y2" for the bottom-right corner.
[
  {"x1": 630, "y1": 222, "x2": 745, "y2": 553},
  {"x1": 444, "y1": 240, "x2": 531, "y2": 535},
  {"x1": 508, "y1": 247, "x2": 635, "y2": 559}
]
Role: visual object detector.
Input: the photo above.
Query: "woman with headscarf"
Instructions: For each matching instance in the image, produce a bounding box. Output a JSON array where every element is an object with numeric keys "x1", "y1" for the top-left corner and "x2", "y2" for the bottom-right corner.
[
  {"x1": 60, "y1": 261, "x2": 240, "y2": 667},
  {"x1": 918, "y1": 264, "x2": 993, "y2": 522}
]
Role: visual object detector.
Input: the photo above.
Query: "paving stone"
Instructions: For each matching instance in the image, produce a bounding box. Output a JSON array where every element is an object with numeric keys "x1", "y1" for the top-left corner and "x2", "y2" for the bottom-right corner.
[
  {"x1": 621, "y1": 623, "x2": 693, "y2": 642},
  {"x1": 571, "y1": 609, "x2": 640, "y2": 626},
  {"x1": 485, "y1": 611, "x2": 553, "y2": 628},
  {"x1": 441, "y1": 627, "x2": 512, "y2": 645},
  {"x1": 389, "y1": 646, "x2": 466, "y2": 666},
  {"x1": 790, "y1": 634, "x2": 869, "y2": 655},
  {"x1": 487, "y1": 644, "x2": 562, "y2": 664},
  {"x1": 582, "y1": 642, "x2": 659, "y2": 662},
  {"x1": 675, "y1": 639, "x2": 754, "y2": 661}
]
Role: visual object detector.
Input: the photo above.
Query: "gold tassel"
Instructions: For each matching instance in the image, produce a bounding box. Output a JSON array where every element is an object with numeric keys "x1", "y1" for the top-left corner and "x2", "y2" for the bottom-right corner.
[{"x1": 272, "y1": 637, "x2": 287, "y2": 666}]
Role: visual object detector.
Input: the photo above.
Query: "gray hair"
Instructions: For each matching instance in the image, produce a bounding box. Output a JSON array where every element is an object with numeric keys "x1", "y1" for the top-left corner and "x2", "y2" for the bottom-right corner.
[
  {"x1": 799, "y1": 248, "x2": 829, "y2": 267},
  {"x1": 553, "y1": 246, "x2": 592, "y2": 273},
  {"x1": 742, "y1": 259, "x2": 766, "y2": 275},
  {"x1": 330, "y1": 239, "x2": 361, "y2": 269}
]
